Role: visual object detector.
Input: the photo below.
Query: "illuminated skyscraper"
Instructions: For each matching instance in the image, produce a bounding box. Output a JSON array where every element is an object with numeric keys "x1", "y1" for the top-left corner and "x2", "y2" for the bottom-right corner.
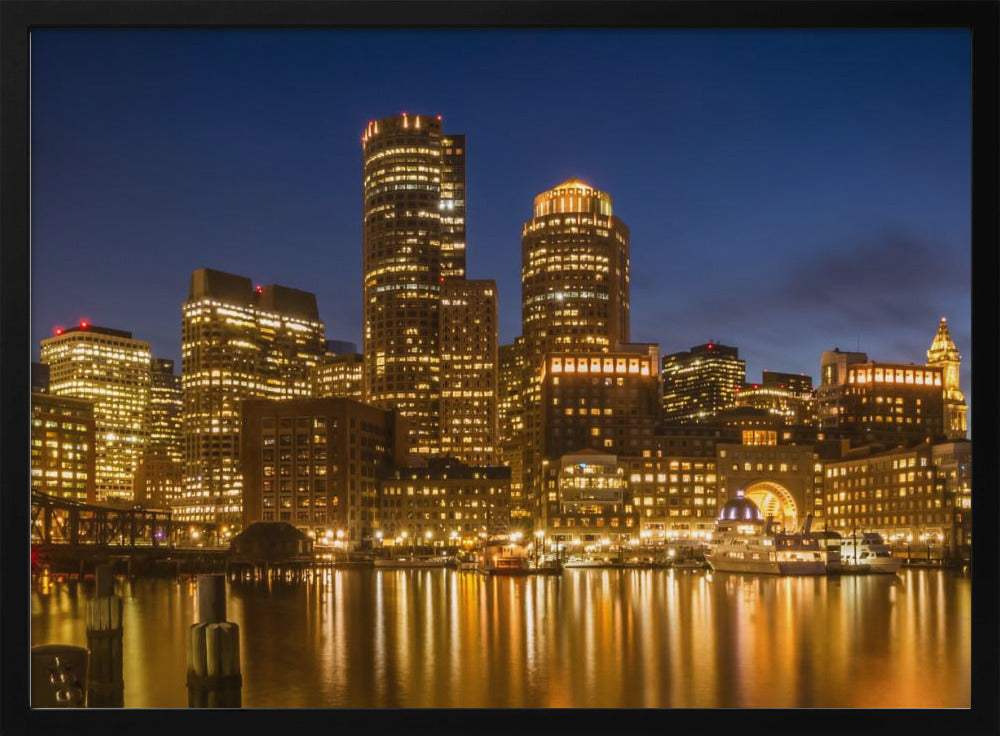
[
  {"x1": 439, "y1": 279, "x2": 498, "y2": 465},
  {"x1": 498, "y1": 338, "x2": 529, "y2": 519},
  {"x1": 519, "y1": 179, "x2": 631, "y2": 524},
  {"x1": 133, "y1": 358, "x2": 183, "y2": 508},
  {"x1": 926, "y1": 317, "x2": 967, "y2": 439},
  {"x1": 440, "y1": 134, "x2": 467, "y2": 278},
  {"x1": 40, "y1": 322, "x2": 152, "y2": 501},
  {"x1": 521, "y1": 179, "x2": 630, "y2": 364},
  {"x1": 178, "y1": 268, "x2": 325, "y2": 526},
  {"x1": 661, "y1": 343, "x2": 746, "y2": 423},
  {"x1": 362, "y1": 113, "x2": 465, "y2": 455}
]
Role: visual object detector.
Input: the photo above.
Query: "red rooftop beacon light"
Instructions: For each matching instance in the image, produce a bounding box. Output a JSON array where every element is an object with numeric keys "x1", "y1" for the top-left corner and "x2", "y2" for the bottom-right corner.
[
  {"x1": 707, "y1": 343, "x2": 714, "y2": 349},
  {"x1": 79, "y1": 319, "x2": 89, "y2": 329},
  {"x1": 54, "y1": 326, "x2": 63, "y2": 336},
  {"x1": 255, "y1": 285, "x2": 263, "y2": 294}
]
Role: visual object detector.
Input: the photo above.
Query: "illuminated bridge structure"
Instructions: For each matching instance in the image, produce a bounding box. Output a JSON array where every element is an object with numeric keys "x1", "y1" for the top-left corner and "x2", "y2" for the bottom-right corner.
[{"x1": 30, "y1": 492, "x2": 227, "y2": 575}]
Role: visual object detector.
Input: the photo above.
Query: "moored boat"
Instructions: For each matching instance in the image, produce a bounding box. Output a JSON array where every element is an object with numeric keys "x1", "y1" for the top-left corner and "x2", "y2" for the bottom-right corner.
[
  {"x1": 837, "y1": 532, "x2": 902, "y2": 575},
  {"x1": 374, "y1": 556, "x2": 452, "y2": 569},
  {"x1": 478, "y1": 541, "x2": 531, "y2": 575},
  {"x1": 705, "y1": 495, "x2": 825, "y2": 576}
]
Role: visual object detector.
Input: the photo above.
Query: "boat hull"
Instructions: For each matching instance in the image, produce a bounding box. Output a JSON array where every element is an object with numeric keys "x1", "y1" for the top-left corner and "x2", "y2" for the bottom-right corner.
[
  {"x1": 868, "y1": 558, "x2": 903, "y2": 574},
  {"x1": 706, "y1": 555, "x2": 781, "y2": 574}
]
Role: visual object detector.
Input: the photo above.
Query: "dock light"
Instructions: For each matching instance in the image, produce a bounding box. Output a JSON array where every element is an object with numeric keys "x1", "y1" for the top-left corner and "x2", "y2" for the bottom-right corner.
[
  {"x1": 191, "y1": 530, "x2": 200, "y2": 541},
  {"x1": 375, "y1": 531, "x2": 383, "y2": 540},
  {"x1": 401, "y1": 531, "x2": 408, "y2": 539},
  {"x1": 424, "y1": 530, "x2": 432, "y2": 540},
  {"x1": 336, "y1": 529, "x2": 345, "y2": 540}
]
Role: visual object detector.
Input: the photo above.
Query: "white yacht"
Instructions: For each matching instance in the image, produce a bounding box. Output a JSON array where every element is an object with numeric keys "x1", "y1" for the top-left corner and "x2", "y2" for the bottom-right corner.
[
  {"x1": 837, "y1": 532, "x2": 903, "y2": 574},
  {"x1": 705, "y1": 496, "x2": 826, "y2": 576}
]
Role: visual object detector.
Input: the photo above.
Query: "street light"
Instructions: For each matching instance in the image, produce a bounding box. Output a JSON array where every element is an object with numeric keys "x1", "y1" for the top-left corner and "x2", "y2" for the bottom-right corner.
[{"x1": 534, "y1": 529, "x2": 545, "y2": 564}]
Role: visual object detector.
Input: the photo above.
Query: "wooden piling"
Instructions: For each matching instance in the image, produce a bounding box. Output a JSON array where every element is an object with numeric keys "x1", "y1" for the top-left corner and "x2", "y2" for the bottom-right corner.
[
  {"x1": 86, "y1": 563, "x2": 124, "y2": 707},
  {"x1": 186, "y1": 574, "x2": 241, "y2": 708}
]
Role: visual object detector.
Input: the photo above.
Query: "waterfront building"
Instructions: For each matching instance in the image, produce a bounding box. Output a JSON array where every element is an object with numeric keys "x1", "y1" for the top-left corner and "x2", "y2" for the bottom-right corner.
[
  {"x1": 362, "y1": 113, "x2": 460, "y2": 456},
  {"x1": 926, "y1": 317, "x2": 968, "y2": 439},
  {"x1": 734, "y1": 370, "x2": 817, "y2": 426},
  {"x1": 178, "y1": 268, "x2": 326, "y2": 526},
  {"x1": 312, "y1": 352, "x2": 364, "y2": 400},
  {"x1": 31, "y1": 391, "x2": 97, "y2": 503},
  {"x1": 439, "y1": 279, "x2": 499, "y2": 465},
  {"x1": 661, "y1": 343, "x2": 746, "y2": 423},
  {"x1": 240, "y1": 397, "x2": 408, "y2": 547},
  {"x1": 822, "y1": 439, "x2": 971, "y2": 559},
  {"x1": 498, "y1": 338, "x2": 529, "y2": 522},
  {"x1": 715, "y1": 440, "x2": 823, "y2": 532},
  {"x1": 40, "y1": 322, "x2": 152, "y2": 501},
  {"x1": 132, "y1": 358, "x2": 183, "y2": 509},
  {"x1": 542, "y1": 450, "x2": 636, "y2": 549},
  {"x1": 378, "y1": 458, "x2": 510, "y2": 546},
  {"x1": 623, "y1": 449, "x2": 719, "y2": 542}
]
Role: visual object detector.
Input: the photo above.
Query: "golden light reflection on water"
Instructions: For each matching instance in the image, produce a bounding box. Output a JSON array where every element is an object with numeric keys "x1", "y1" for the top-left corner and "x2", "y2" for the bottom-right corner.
[{"x1": 30, "y1": 569, "x2": 970, "y2": 708}]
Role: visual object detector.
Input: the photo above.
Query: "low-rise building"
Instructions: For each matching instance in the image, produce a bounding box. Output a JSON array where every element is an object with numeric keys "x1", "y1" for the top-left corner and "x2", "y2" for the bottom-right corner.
[
  {"x1": 240, "y1": 397, "x2": 407, "y2": 547},
  {"x1": 822, "y1": 439, "x2": 971, "y2": 560},
  {"x1": 378, "y1": 459, "x2": 510, "y2": 547}
]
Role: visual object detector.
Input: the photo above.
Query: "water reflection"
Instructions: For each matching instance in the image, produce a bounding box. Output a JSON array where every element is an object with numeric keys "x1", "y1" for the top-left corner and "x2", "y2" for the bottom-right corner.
[{"x1": 30, "y1": 568, "x2": 970, "y2": 708}]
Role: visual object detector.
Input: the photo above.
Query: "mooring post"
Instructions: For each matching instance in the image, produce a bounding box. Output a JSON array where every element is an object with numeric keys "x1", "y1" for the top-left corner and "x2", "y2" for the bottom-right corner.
[
  {"x1": 186, "y1": 574, "x2": 242, "y2": 708},
  {"x1": 86, "y1": 563, "x2": 124, "y2": 707}
]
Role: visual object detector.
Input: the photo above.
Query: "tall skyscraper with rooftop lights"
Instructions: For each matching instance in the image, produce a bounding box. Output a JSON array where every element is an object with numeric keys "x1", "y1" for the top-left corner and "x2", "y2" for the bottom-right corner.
[
  {"x1": 40, "y1": 322, "x2": 152, "y2": 501},
  {"x1": 177, "y1": 268, "x2": 325, "y2": 526},
  {"x1": 361, "y1": 113, "x2": 470, "y2": 457}
]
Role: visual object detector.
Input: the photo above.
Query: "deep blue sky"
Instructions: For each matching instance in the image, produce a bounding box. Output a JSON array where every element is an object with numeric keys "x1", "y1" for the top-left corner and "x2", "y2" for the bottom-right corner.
[{"x1": 31, "y1": 29, "x2": 972, "y2": 427}]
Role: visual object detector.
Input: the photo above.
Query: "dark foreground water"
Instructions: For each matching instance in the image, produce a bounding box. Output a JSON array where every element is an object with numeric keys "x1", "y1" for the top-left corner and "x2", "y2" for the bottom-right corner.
[{"x1": 31, "y1": 568, "x2": 970, "y2": 708}]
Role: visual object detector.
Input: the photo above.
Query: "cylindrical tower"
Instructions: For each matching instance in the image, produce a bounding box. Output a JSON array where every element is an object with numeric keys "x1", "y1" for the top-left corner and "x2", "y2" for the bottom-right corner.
[
  {"x1": 521, "y1": 179, "x2": 630, "y2": 367},
  {"x1": 362, "y1": 113, "x2": 444, "y2": 455}
]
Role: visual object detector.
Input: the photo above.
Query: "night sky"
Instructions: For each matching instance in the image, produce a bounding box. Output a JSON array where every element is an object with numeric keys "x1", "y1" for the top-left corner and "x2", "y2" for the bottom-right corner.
[{"x1": 30, "y1": 29, "x2": 972, "y2": 428}]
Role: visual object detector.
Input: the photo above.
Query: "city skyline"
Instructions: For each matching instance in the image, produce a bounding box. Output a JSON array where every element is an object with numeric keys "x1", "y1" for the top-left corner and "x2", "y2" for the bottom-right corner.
[{"x1": 30, "y1": 29, "x2": 972, "y2": 425}]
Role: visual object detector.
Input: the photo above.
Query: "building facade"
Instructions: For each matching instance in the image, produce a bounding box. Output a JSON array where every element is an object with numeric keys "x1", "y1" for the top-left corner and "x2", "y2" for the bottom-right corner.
[
  {"x1": 498, "y1": 338, "x2": 529, "y2": 522},
  {"x1": 31, "y1": 392, "x2": 97, "y2": 503},
  {"x1": 837, "y1": 362, "x2": 944, "y2": 445},
  {"x1": 661, "y1": 343, "x2": 746, "y2": 423},
  {"x1": 734, "y1": 370, "x2": 816, "y2": 427},
  {"x1": 542, "y1": 450, "x2": 635, "y2": 548},
  {"x1": 816, "y1": 349, "x2": 869, "y2": 429},
  {"x1": 133, "y1": 358, "x2": 184, "y2": 509},
  {"x1": 539, "y1": 348, "x2": 660, "y2": 460},
  {"x1": 312, "y1": 352, "x2": 364, "y2": 400},
  {"x1": 822, "y1": 439, "x2": 971, "y2": 560},
  {"x1": 439, "y1": 279, "x2": 499, "y2": 465},
  {"x1": 241, "y1": 397, "x2": 408, "y2": 546},
  {"x1": 40, "y1": 322, "x2": 152, "y2": 501},
  {"x1": 178, "y1": 268, "x2": 326, "y2": 526},
  {"x1": 715, "y1": 441, "x2": 823, "y2": 532},
  {"x1": 378, "y1": 459, "x2": 510, "y2": 546}
]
